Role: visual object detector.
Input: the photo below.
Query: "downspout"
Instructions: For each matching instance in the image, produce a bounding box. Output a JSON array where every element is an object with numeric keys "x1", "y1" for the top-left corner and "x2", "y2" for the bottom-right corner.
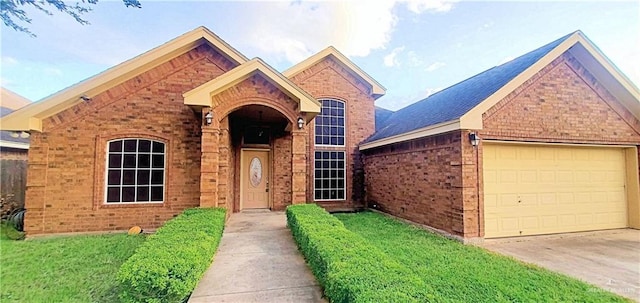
[{"x1": 475, "y1": 136, "x2": 481, "y2": 238}]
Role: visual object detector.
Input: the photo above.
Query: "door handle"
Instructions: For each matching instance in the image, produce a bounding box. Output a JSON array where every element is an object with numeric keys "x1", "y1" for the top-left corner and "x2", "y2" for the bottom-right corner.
[{"x1": 266, "y1": 180, "x2": 269, "y2": 192}]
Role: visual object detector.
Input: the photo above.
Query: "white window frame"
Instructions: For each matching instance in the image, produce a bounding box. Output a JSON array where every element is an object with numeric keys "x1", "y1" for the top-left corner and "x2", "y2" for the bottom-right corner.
[
  {"x1": 313, "y1": 151, "x2": 346, "y2": 201},
  {"x1": 314, "y1": 99, "x2": 346, "y2": 147},
  {"x1": 104, "y1": 138, "x2": 166, "y2": 204}
]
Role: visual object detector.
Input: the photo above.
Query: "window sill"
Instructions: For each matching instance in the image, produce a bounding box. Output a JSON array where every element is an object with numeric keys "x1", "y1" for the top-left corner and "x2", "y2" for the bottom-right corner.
[{"x1": 100, "y1": 202, "x2": 165, "y2": 209}]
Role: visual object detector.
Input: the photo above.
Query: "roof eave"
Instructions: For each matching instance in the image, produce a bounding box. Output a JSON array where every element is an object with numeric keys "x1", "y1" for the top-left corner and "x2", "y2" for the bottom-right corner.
[
  {"x1": 184, "y1": 58, "x2": 320, "y2": 117},
  {"x1": 0, "y1": 26, "x2": 249, "y2": 132},
  {"x1": 460, "y1": 31, "x2": 640, "y2": 129},
  {"x1": 360, "y1": 119, "x2": 461, "y2": 150},
  {"x1": 284, "y1": 46, "x2": 386, "y2": 99}
]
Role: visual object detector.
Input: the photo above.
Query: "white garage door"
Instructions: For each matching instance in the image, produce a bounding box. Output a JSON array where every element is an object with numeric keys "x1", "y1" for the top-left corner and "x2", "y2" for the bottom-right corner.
[{"x1": 483, "y1": 143, "x2": 628, "y2": 238}]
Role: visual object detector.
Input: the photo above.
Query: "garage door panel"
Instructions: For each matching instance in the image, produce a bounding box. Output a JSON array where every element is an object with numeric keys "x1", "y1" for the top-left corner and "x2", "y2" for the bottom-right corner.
[{"x1": 483, "y1": 144, "x2": 628, "y2": 238}]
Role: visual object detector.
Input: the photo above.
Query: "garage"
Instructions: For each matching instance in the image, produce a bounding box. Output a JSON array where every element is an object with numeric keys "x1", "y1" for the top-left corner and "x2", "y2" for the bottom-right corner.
[{"x1": 483, "y1": 143, "x2": 630, "y2": 238}]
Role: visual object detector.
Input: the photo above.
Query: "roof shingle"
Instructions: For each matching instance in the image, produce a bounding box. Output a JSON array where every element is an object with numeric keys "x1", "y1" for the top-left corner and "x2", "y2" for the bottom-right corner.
[{"x1": 368, "y1": 32, "x2": 573, "y2": 142}]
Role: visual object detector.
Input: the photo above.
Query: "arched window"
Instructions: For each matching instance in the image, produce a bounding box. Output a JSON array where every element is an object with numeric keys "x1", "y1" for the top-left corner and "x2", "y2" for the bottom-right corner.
[
  {"x1": 105, "y1": 138, "x2": 165, "y2": 203},
  {"x1": 314, "y1": 99, "x2": 345, "y2": 146},
  {"x1": 314, "y1": 99, "x2": 346, "y2": 201}
]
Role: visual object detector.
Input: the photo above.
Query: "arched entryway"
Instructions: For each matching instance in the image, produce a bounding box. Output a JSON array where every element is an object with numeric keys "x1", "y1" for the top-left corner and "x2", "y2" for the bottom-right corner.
[
  {"x1": 225, "y1": 104, "x2": 295, "y2": 212},
  {"x1": 182, "y1": 59, "x2": 320, "y2": 213}
]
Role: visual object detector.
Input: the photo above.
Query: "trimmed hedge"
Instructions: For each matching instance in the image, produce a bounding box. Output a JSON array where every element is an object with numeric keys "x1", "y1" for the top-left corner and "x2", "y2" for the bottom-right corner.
[
  {"x1": 286, "y1": 204, "x2": 440, "y2": 303},
  {"x1": 117, "y1": 208, "x2": 226, "y2": 303}
]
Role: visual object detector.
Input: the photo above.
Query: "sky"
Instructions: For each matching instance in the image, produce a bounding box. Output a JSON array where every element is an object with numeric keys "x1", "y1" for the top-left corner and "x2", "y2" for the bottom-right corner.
[{"x1": 1, "y1": 0, "x2": 638, "y2": 111}]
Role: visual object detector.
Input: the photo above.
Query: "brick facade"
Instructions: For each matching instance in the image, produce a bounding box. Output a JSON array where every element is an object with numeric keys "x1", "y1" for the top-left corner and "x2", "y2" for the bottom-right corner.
[
  {"x1": 24, "y1": 45, "x2": 237, "y2": 234},
  {"x1": 363, "y1": 50, "x2": 640, "y2": 239},
  {"x1": 362, "y1": 132, "x2": 466, "y2": 236},
  {"x1": 289, "y1": 56, "x2": 376, "y2": 208},
  {"x1": 23, "y1": 39, "x2": 378, "y2": 235}
]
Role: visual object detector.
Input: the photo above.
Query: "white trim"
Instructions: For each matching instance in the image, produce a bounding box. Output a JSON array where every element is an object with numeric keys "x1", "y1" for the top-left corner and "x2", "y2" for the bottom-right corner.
[
  {"x1": 313, "y1": 150, "x2": 347, "y2": 202},
  {"x1": 482, "y1": 140, "x2": 637, "y2": 149},
  {"x1": 0, "y1": 140, "x2": 29, "y2": 149},
  {"x1": 1, "y1": 26, "x2": 249, "y2": 132},
  {"x1": 314, "y1": 99, "x2": 346, "y2": 148},
  {"x1": 183, "y1": 58, "x2": 321, "y2": 113},
  {"x1": 360, "y1": 120, "x2": 461, "y2": 150},
  {"x1": 103, "y1": 138, "x2": 166, "y2": 204},
  {"x1": 283, "y1": 46, "x2": 386, "y2": 98}
]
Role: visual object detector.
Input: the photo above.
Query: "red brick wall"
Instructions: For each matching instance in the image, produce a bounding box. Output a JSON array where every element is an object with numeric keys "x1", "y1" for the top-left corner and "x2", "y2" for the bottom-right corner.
[
  {"x1": 471, "y1": 51, "x2": 640, "y2": 237},
  {"x1": 24, "y1": 44, "x2": 237, "y2": 235},
  {"x1": 289, "y1": 56, "x2": 376, "y2": 207},
  {"x1": 272, "y1": 134, "x2": 292, "y2": 210},
  {"x1": 363, "y1": 51, "x2": 640, "y2": 239},
  {"x1": 481, "y1": 52, "x2": 640, "y2": 143},
  {"x1": 362, "y1": 132, "x2": 466, "y2": 236}
]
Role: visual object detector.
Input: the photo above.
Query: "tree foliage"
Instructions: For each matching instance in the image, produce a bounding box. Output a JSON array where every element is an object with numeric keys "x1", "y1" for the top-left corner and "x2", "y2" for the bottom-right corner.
[{"x1": 1, "y1": 0, "x2": 141, "y2": 37}]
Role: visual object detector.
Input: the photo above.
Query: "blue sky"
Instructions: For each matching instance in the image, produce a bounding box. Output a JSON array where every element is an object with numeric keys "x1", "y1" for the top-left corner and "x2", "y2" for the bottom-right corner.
[{"x1": 1, "y1": 1, "x2": 638, "y2": 110}]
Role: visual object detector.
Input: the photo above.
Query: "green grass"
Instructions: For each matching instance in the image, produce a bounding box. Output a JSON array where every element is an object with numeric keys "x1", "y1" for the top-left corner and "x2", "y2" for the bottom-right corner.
[
  {"x1": 335, "y1": 211, "x2": 629, "y2": 303},
  {"x1": 0, "y1": 224, "x2": 145, "y2": 303}
]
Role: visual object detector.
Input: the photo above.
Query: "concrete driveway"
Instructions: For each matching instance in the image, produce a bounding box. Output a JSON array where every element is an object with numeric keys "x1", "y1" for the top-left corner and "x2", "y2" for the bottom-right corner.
[{"x1": 482, "y1": 229, "x2": 640, "y2": 301}]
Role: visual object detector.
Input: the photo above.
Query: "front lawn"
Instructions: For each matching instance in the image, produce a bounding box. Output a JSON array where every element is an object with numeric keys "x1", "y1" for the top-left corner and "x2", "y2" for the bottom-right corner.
[
  {"x1": 0, "y1": 226, "x2": 145, "y2": 302},
  {"x1": 335, "y1": 211, "x2": 628, "y2": 303}
]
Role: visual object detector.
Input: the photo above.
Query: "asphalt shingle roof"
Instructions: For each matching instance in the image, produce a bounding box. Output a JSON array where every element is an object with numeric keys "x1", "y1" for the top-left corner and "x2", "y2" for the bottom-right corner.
[
  {"x1": 368, "y1": 32, "x2": 573, "y2": 143},
  {"x1": 374, "y1": 106, "x2": 394, "y2": 131}
]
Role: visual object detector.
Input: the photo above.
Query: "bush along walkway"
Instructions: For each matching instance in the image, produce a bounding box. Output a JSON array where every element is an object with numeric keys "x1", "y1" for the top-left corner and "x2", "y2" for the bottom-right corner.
[
  {"x1": 188, "y1": 211, "x2": 324, "y2": 303},
  {"x1": 118, "y1": 207, "x2": 226, "y2": 303},
  {"x1": 287, "y1": 205, "x2": 630, "y2": 303}
]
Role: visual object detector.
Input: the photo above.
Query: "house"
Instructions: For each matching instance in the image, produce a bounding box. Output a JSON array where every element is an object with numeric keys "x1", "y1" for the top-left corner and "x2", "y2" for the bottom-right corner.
[
  {"x1": 0, "y1": 88, "x2": 30, "y2": 218},
  {"x1": 361, "y1": 31, "x2": 640, "y2": 240},
  {"x1": 1, "y1": 28, "x2": 638, "y2": 240},
  {"x1": 0, "y1": 27, "x2": 384, "y2": 234}
]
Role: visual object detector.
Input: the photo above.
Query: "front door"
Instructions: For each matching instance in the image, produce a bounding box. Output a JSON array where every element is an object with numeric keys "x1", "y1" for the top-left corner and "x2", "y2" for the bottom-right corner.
[{"x1": 241, "y1": 150, "x2": 269, "y2": 209}]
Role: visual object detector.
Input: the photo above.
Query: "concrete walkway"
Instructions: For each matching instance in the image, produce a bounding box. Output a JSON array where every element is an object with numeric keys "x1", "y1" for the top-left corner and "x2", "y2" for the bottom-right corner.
[{"x1": 188, "y1": 211, "x2": 325, "y2": 303}]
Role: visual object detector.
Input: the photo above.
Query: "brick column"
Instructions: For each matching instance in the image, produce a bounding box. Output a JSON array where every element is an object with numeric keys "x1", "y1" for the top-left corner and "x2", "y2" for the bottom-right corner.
[
  {"x1": 291, "y1": 130, "x2": 307, "y2": 204},
  {"x1": 217, "y1": 117, "x2": 230, "y2": 209},
  {"x1": 200, "y1": 109, "x2": 220, "y2": 208}
]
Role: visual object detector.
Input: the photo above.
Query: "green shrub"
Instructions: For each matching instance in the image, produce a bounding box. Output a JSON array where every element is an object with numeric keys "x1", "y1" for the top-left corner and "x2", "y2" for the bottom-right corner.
[
  {"x1": 117, "y1": 208, "x2": 226, "y2": 303},
  {"x1": 286, "y1": 204, "x2": 440, "y2": 303}
]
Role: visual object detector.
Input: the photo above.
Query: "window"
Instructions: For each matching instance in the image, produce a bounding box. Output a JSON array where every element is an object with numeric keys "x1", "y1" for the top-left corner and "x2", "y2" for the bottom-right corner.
[
  {"x1": 314, "y1": 99, "x2": 345, "y2": 146},
  {"x1": 105, "y1": 139, "x2": 165, "y2": 203},
  {"x1": 314, "y1": 99, "x2": 347, "y2": 201},
  {"x1": 314, "y1": 151, "x2": 345, "y2": 200}
]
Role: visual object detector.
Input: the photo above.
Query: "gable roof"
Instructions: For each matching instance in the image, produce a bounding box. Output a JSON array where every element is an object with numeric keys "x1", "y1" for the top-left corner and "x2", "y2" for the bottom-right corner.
[
  {"x1": 362, "y1": 31, "x2": 640, "y2": 150},
  {"x1": 0, "y1": 26, "x2": 248, "y2": 132},
  {"x1": 1, "y1": 87, "x2": 31, "y2": 110},
  {"x1": 374, "y1": 106, "x2": 394, "y2": 131},
  {"x1": 184, "y1": 58, "x2": 321, "y2": 116},
  {"x1": 283, "y1": 46, "x2": 386, "y2": 99}
]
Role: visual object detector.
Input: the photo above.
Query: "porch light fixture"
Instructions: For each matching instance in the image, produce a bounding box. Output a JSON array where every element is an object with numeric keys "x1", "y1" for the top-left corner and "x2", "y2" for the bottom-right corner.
[
  {"x1": 204, "y1": 111, "x2": 213, "y2": 126},
  {"x1": 297, "y1": 117, "x2": 304, "y2": 129},
  {"x1": 469, "y1": 132, "x2": 480, "y2": 146}
]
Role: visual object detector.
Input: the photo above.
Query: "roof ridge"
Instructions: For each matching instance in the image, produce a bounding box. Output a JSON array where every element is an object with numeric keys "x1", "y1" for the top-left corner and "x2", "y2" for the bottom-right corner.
[{"x1": 366, "y1": 31, "x2": 576, "y2": 144}]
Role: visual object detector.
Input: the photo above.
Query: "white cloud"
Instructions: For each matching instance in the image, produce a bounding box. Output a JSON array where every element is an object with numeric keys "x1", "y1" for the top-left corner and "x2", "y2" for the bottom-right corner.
[
  {"x1": 426, "y1": 61, "x2": 446, "y2": 72},
  {"x1": 384, "y1": 46, "x2": 405, "y2": 67},
  {"x1": 236, "y1": 0, "x2": 456, "y2": 64},
  {"x1": 406, "y1": 51, "x2": 424, "y2": 67},
  {"x1": 1, "y1": 56, "x2": 18, "y2": 66},
  {"x1": 401, "y1": 0, "x2": 458, "y2": 13},
  {"x1": 44, "y1": 67, "x2": 63, "y2": 76},
  {"x1": 425, "y1": 87, "x2": 443, "y2": 97}
]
